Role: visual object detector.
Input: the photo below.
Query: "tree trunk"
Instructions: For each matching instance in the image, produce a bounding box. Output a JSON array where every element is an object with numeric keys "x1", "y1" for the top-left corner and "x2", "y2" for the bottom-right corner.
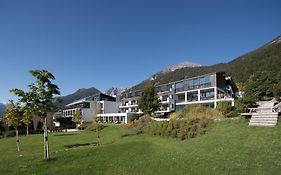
[
  {"x1": 43, "y1": 117, "x2": 49, "y2": 159},
  {"x1": 15, "y1": 129, "x2": 20, "y2": 152},
  {"x1": 26, "y1": 125, "x2": 29, "y2": 136},
  {"x1": 96, "y1": 127, "x2": 101, "y2": 147}
]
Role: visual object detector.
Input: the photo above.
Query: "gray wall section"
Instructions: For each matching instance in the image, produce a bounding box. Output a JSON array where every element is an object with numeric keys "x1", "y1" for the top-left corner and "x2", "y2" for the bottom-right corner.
[{"x1": 216, "y1": 72, "x2": 227, "y2": 89}]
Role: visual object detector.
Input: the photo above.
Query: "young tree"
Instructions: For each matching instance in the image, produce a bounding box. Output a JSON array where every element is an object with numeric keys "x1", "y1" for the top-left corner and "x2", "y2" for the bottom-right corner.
[
  {"x1": 72, "y1": 108, "x2": 82, "y2": 129},
  {"x1": 21, "y1": 107, "x2": 32, "y2": 136},
  {"x1": 10, "y1": 70, "x2": 61, "y2": 159},
  {"x1": 91, "y1": 102, "x2": 102, "y2": 147},
  {"x1": 1, "y1": 100, "x2": 23, "y2": 152},
  {"x1": 138, "y1": 82, "x2": 160, "y2": 116}
]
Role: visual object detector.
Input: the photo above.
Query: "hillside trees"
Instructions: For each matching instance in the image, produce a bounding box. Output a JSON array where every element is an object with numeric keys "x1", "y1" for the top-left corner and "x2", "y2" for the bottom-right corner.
[
  {"x1": 236, "y1": 71, "x2": 281, "y2": 112},
  {"x1": 10, "y1": 70, "x2": 61, "y2": 159}
]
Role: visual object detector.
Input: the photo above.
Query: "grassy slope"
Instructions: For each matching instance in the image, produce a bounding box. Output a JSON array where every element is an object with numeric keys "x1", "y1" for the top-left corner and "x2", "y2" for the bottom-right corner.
[{"x1": 0, "y1": 119, "x2": 281, "y2": 175}]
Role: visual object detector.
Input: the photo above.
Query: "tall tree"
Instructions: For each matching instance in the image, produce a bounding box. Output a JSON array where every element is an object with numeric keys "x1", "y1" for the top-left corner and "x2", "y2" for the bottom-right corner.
[
  {"x1": 1, "y1": 100, "x2": 23, "y2": 152},
  {"x1": 138, "y1": 82, "x2": 160, "y2": 116},
  {"x1": 10, "y1": 70, "x2": 61, "y2": 159}
]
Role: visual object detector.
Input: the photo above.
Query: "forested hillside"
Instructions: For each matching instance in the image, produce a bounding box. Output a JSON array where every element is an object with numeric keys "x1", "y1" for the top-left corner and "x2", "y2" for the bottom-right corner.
[{"x1": 130, "y1": 35, "x2": 281, "y2": 91}]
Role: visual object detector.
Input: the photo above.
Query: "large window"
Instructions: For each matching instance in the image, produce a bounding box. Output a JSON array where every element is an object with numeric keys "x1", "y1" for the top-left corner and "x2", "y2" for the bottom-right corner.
[
  {"x1": 199, "y1": 76, "x2": 211, "y2": 88},
  {"x1": 187, "y1": 75, "x2": 212, "y2": 90},
  {"x1": 175, "y1": 82, "x2": 184, "y2": 92},
  {"x1": 157, "y1": 84, "x2": 170, "y2": 92},
  {"x1": 200, "y1": 89, "x2": 215, "y2": 100}
]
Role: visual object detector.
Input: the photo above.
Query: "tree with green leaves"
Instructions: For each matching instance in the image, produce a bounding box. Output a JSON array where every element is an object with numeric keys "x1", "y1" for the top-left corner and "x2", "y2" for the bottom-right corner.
[
  {"x1": 1, "y1": 100, "x2": 23, "y2": 152},
  {"x1": 21, "y1": 107, "x2": 32, "y2": 136},
  {"x1": 10, "y1": 70, "x2": 61, "y2": 159},
  {"x1": 244, "y1": 71, "x2": 277, "y2": 101},
  {"x1": 236, "y1": 70, "x2": 281, "y2": 112},
  {"x1": 72, "y1": 108, "x2": 82, "y2": 129},
  {"x1": 139, "y1": 82, "x2": 160, "y2": 116}
]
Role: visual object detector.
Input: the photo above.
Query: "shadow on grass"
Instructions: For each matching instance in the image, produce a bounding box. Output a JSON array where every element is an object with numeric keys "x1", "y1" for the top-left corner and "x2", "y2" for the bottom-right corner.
[
  {"x1": 121, "y1": 133, "x2": 137, "y2": 138},
  {"x1": 44, "y1": 157, "x2": 58, "y2": 162},
  {"x1": 53, "y1": 133, "x2": 80, "y2": 137},
  {"x1": 64, "y1": 142, "x2": 96, "y2": 148}
]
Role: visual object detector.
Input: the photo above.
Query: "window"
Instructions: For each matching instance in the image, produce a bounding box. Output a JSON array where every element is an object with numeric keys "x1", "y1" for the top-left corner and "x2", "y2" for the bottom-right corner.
[
  {"x1": 187, "y1": 92, "x2": 198, "y2": 102},
  {"x1": 176, "y1": 94, "x2": 185, "y2": 103},
  {"x1": 200, "y1": 89, "x2": 215, "y2": 100},
  {"x1": 199, "y1": 76, "x2": 211, "y2": 88},
  {"x1": 162, "y1": 95, "x2": 168, "y2": 101},
  {"x1": 175, "y1": 82, "x2": 184, "y2": 92}
]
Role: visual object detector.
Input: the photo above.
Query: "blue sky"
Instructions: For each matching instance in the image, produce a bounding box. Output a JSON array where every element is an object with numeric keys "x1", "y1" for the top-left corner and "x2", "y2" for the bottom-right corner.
[{"x1": 0, "y1": 0, "x2": 281, "y2": 103}]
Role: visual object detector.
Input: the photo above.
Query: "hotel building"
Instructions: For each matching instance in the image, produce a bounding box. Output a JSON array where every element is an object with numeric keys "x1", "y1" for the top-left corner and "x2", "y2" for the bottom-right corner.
[{"x1": 119, "y1": 72, "x2": 237, "y2": 114}]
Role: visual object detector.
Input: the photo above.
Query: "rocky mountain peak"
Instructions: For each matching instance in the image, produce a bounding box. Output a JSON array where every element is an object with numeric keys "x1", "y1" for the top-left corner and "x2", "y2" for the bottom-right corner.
[{"x1": 161, "y1": 61, "x2": 202, "y2": 73}]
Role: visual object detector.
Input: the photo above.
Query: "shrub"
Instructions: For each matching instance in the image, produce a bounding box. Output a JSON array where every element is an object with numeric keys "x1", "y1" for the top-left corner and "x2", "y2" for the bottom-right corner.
[
  {"x1": 227, "y1": 110, "x2": 239, "y2": 118},
  {"x1": 127, "y1": 105, "x2": 217, "y2": 141},
  {"x1": 131, "y1": 116, "x2": 152, "y2": 134},
  {"x1": 128, "y1": 114, "x2": 142, "y2": 122},
  {"x1": 216, "y1": 101, "x2": 232, "y2": 116},
  {"x1": 178, "y1": 104, "x2": 223, "y2": 120},
  {"x1": 78, "y1": 122, "x2": 88, "y2": 130},
  {"x1": 167, "y1": 112, "x2": 180, "y2": 120},
  {"x1": 86, "y1": 122, "x2": 105, "y2": 131}
]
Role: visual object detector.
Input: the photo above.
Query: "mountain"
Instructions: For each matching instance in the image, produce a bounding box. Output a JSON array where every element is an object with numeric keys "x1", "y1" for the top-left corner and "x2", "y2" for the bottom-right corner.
[
  {"x1": 129, "y1": 35, "x2": 281, "y2": 91},
  {"x1": 161, "y1": 61, "x2": 201, "y2": 73},
  {"x1": 57, "y1": 87, "x2": 101, "y2": 109},
  {"x1": 0, "y1": 103, "x2": 6, "y2": 118},
  {"x1": 150, "y1": 61, "x2": 201, "y2": 81},
  {"x1": 104, "y1": 87, "x2": 127, "y2": 97}
]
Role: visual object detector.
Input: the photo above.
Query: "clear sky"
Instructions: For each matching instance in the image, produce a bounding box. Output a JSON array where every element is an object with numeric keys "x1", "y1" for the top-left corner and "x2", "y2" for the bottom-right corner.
[{"x1": 0, "y1": 0, "x2": 281, "y2": 103}]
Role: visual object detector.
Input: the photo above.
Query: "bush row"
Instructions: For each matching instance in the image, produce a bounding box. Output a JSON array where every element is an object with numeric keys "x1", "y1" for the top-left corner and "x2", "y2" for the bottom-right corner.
[{"x1": 129, "y1": 116, "x2": 209, "y2": 140}]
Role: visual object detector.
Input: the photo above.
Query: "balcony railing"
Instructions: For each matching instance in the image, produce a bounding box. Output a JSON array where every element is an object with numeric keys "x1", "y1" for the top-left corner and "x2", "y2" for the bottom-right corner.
[{"x1": 200, "y1": 96, "x2": 215, "y2": 101}]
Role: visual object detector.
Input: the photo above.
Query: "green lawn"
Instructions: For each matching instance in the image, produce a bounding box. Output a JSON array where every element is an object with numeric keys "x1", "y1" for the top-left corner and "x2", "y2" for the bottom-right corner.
[{"x1": 1, "y1": 118, "x2": 281, "y2": 175}]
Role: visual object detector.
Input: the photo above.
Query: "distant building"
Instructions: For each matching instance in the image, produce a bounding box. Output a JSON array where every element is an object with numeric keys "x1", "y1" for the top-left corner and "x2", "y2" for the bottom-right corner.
[{"x1": 62, "y1": 93, "x2": 120, "y2": 122}]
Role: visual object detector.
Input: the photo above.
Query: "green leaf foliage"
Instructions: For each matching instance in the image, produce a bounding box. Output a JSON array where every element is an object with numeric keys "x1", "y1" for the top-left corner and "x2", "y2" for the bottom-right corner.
[
  {"x1": 138, "y1": 82, "x2": 160, "y2": 116},
  {"x1": 1, "y1": 101, "x2": 23, "y2": 129},
  {"x1": 10, "y1": 70, "x2": 61, "y2": 118}
]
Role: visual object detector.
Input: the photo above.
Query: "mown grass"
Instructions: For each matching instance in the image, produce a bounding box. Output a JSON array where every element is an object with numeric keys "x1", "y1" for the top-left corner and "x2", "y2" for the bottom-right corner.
[{"x1": 0, "y1": 118, "x2": 281, "y2": 175}]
